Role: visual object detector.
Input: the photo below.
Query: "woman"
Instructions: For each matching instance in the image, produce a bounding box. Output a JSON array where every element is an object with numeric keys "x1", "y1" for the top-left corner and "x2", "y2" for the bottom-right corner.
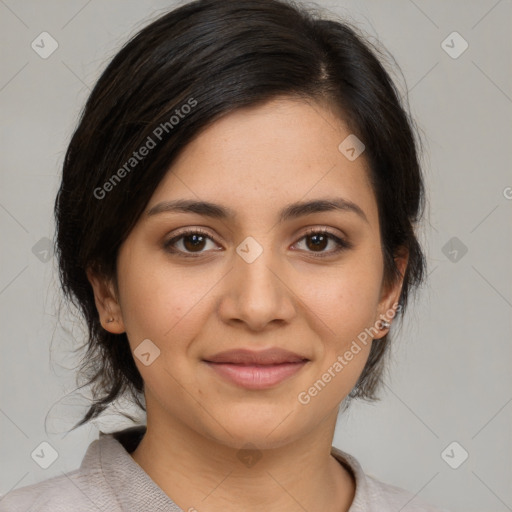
[{"x1": 0, "y1": 0, "x2": 451, "y2": 510}]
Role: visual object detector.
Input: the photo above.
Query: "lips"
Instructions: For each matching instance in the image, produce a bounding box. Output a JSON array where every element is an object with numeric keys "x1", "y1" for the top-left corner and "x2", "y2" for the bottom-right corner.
[
  {"x1": 203, "y1": 348, "x2": 309, "y2": 389},
  {"x1": 204, "y1": 348, "x2": 308, "y2": 365}
]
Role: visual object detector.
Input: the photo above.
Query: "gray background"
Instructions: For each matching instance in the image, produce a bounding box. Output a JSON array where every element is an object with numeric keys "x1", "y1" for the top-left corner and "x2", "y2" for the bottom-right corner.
[{"x1": 1, "y1": 1, "x2": 511, "y2": 510}]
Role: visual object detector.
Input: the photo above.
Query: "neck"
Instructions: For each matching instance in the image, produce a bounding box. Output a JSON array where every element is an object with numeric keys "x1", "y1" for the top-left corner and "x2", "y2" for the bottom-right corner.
[{"x1": 130, "y1": 406, "x2": 355, "y2": 512}]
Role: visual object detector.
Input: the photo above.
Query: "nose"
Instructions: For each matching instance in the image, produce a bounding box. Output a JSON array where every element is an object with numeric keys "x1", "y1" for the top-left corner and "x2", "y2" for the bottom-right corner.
[{"x1": 217, "y1": 240, "x2": 296, "y2": 331}]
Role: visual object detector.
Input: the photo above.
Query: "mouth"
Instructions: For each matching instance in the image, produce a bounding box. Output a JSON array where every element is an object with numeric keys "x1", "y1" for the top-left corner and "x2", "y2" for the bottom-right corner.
[{"x1": 203, "y1": 348, "x2": 309, "y2": 390}]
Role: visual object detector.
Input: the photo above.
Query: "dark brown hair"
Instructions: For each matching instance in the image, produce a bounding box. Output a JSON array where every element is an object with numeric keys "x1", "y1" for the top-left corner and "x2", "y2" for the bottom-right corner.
[{"x1": 54, "y1": 0, "x2": 426, "y2": 429}]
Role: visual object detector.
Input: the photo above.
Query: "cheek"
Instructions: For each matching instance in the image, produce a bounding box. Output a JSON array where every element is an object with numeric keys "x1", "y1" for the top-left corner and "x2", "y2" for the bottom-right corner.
[
  {"x1": 116, "y1": 248, "x2": 215, "y2": 352},
  {"x1": 293, "y1": 268, "x2": 380, "y2": 411},
  {"x1": 292, "y1": 253, "x2": 383, "y2": 401},
  {"x1": 116, "y1": 254, "x2": 218, "y2": 402},
  {"x1": 118, "y1": 246, "x2": 190, "y2": 349},
  {"x1": 296, "y1": 259, "x2": 383, "y2": 346}
]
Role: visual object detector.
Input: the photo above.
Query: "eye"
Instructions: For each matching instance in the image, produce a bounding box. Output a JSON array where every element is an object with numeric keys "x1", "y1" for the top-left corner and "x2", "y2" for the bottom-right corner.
[
  {"x1": 292, "y1": 228, "x2": 353, "y2": 257},
  {"x1": 163, "y1": 228, "x2": 220, "y2": 257},
  {"x1": 163, "y1": 227, "x2": 353, "y2": 259}
]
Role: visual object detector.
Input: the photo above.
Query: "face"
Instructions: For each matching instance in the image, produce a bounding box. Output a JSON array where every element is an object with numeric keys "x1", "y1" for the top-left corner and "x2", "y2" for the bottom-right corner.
[{"x1": 89, "y1": 97, "x2": 405, "y2": 449}]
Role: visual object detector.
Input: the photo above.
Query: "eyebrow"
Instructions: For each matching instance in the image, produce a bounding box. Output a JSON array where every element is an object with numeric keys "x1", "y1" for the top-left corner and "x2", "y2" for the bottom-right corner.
[{"x1": 146, "y1": 197, "x2": 369, "y2": 224}]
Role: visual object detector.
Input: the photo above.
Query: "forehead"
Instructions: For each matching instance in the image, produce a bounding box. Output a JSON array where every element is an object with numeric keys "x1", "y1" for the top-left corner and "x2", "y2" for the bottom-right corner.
[{"x1": 146, "y1": 97, "x2": 378, "y2": 228}]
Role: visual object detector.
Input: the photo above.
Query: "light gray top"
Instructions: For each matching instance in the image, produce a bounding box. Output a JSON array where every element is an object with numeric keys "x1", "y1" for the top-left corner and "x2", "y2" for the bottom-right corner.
[{"x1": 0, "y1": 426, "x2": 451, "y2": 511}]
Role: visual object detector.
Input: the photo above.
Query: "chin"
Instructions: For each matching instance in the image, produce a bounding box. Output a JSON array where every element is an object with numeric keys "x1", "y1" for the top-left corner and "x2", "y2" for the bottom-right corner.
[{"x1": 199, "y1": 403, "x2": 308, "y2": 450}]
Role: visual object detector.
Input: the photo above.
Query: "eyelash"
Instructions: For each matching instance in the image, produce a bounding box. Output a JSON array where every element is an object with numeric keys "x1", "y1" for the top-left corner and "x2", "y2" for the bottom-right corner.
[{"x1": 163, "y1": 227, "x2": 353, "y2": 259}]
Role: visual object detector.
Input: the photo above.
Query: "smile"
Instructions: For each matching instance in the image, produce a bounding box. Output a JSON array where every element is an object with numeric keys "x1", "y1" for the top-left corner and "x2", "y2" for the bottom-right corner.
[{"x1": 203, "y1": 348, "x2": 309, "y2": 390}]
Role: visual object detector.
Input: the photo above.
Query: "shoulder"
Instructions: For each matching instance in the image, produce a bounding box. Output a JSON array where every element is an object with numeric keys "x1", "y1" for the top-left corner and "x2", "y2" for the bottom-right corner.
[
  {"x1": 365, "y1": 474, "x2": 452, "y2": 511},
  {"x1": 331, "y1": 446, "x2": 453, "y2": 512},
  {"x1": 0, "y1": 470, "x2": 96, "y2": 512},
  {"x1": 0, "y1": 437, "x2": 118, "y2": 512}
]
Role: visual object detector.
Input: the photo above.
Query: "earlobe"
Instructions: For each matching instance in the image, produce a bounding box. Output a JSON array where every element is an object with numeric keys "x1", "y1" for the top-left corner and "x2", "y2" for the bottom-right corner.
[
  {"x1": 375, "y1": 247, "x2": 409, "y2": 336},
  {"x1": 86, "y1": 267, "x2": 126, "y2": 334}
]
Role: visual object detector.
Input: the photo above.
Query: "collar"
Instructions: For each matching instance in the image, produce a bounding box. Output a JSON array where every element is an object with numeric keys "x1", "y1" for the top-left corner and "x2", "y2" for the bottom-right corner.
[{"x1": 83, "y1": 425, "x2": 377, "y2": 511}]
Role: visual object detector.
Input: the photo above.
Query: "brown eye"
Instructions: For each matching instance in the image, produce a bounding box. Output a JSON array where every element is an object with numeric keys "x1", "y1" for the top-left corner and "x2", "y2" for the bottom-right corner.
[
  {"x1": 164, "y1": 229, "x2": 219, "y2": 257},
  {"x1": 182, "y1": 233, "x2": 207, "y2": 252},
  {"x1": 293, "y1": 229, "x2": 353, "y2": 257},
  {"x1": 305, "y1": 232, "x2": 329, "y2": 251}
]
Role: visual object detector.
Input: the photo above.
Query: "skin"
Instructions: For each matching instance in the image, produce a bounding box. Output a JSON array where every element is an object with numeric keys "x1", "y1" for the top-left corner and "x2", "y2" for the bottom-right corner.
[{"x1": 87, "y1": 96, "x2": 407, "y2": 512}]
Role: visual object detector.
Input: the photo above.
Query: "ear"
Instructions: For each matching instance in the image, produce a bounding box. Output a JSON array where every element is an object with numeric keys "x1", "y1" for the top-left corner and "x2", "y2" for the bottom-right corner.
[
  {"x1": 374, "y1": 246, "x2": 409, "y2": 338},
  {"x1": 86, "y1": 266, "x2": 126, "y2": 334}
]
